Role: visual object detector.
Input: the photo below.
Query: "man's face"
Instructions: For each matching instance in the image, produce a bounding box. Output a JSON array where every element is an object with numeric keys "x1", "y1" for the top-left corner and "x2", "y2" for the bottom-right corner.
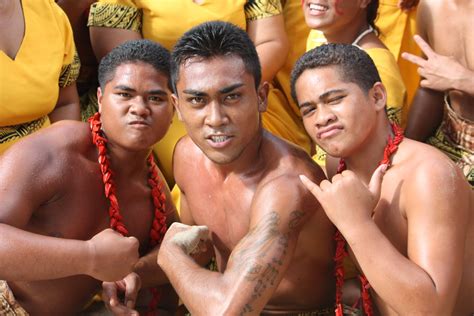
[
  {"x1": 295, "y1": 65, "x2": 382, "y2": 158},
  {"x1": 98, "y1": 61, "x2": 173, "y2": 151},
  {"x1": 302, "y1": 0, "x2": 368, "y2": 32},
  {"x1": 172, "y1": 56, "x2": 267, "y2": 165}
]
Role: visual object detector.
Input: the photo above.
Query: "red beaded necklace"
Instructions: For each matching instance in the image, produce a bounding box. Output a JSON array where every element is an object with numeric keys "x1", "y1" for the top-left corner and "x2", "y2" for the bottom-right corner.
[
  {"x1": 89, "y1": 112, "x2": 168, "y2": 310},
  {"x1": 334, "y1": 122, "x2": 404, "y2": 316}
]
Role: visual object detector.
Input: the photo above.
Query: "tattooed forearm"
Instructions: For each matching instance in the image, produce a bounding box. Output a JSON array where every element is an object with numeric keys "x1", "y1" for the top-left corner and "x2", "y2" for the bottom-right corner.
[{"x1": 233, "y1": 211, "x2": 299, "y2": 315}]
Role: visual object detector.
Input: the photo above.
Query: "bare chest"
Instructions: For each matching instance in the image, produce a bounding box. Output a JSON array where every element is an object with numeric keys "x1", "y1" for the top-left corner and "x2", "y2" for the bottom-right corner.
[
  {"x1": 184, "y1": 181, "x2": 255, "y2": 253},
  {"x1": 429, "y1": 7, "x2": 474, "y2": 69},
  {"x1": 29, "y1": 161, "x2": 156, "y2": 250}
]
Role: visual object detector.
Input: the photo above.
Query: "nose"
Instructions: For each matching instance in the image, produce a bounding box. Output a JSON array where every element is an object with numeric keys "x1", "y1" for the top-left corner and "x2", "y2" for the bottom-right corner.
[
  {"x1": 129, "y1": 97, "x2": 150, "y2": 117},
  {"x1": 205, "y1": 101, "x2": 228, "y2": 127},
  {"x1": 315, "y1": 105, "x2": 336, "y2": 128}
]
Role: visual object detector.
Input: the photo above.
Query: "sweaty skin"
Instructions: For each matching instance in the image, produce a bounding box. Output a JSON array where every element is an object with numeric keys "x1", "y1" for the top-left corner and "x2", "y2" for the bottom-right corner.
[
  {"x1": 295, "y1": 65, "x2": 473, "y2": 315},
  {"x1": 0, "y1": 63, "x2": 177, "y2": 314},
  {"x1": 158, "y1": 56, "x2": 335, "y2": 315}
]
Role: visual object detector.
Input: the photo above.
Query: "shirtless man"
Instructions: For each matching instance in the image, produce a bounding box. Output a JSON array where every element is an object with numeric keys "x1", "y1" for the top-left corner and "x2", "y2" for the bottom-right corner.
[
  {"x1": 157, "y1": 21, "x2": 336, "y2": 315},
  {"x1": 0, "y1": 39, "x2": 177, "y2": 315},
  {"x1": 292, "y1": 43, "x2": 473, "y2": 315},
  {"x1": 401, "y1": 0, "x2": 474, "y2": 186}
]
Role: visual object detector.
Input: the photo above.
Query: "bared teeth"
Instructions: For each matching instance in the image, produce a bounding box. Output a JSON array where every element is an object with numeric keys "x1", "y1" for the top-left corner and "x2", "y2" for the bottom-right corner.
[
  {"x1": 309, "y1": 3, "x2": 328, "y2": 11},
  {"x1": 210, "y1": 135, "x2": 229, "y2": 143}
]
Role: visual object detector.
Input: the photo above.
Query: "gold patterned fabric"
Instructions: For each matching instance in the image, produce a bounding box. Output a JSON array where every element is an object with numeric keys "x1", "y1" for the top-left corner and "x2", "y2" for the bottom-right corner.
[
  {"x1": 0, "y1": 281, "x2": 29, "y2": 316},
  {"x1": 427, "y1": 95, "x2": 474, "y2": 187},
  {"x1": 245, "y1": 0, "x2": 283, "y2": 21},
  {"x1": 59, "y1": 50, "x2": 81, "y2": 88},
  {"x1": 87, "y1": 3, "x2": 141, "y2": 32},
  {"x1": 0, "y1": 117, "x2": 48, "y2": 146}
]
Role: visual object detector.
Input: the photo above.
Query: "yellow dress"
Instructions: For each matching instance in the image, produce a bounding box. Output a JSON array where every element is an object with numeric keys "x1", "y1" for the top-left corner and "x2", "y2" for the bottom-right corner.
[
  {"x1": 306, "y1": 31, "x2": 406, "y2": 167},
  {"x1": 376, "y1": 0, "x2": 420, "y2": 126},
  {"x1": 88, "y1": 0, "x2": 287, "y2": 186},
  {"x1": 266, "y1": 0, "x2": 313, "y2": 155},
  {"x1": 0, "y1": 0, "x2": 79, "y2": 154}
]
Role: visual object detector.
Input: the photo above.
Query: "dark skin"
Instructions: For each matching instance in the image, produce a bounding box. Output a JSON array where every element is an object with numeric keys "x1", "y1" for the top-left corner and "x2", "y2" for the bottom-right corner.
[
  {"x1": 0, "y1": 62, "x2": 177, "y2": 314},
  {"x1": 296, "y1": 65, "x2": 473, "y2": 315},
  {"x1": 158, "y1": 56, "x2": 335, "y2": 314}
]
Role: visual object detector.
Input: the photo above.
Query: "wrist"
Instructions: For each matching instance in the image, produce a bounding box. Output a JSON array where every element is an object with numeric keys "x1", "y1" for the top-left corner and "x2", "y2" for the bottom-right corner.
[
  {"x1": 84, "y1": 239, "x2": 98, "y2": 277},
  {"x1": 337, "y1": 216, "x2": 374, "y2": 240},
  {"x1": 454, "y1": 69, "x2": 474, "y2": 94}
]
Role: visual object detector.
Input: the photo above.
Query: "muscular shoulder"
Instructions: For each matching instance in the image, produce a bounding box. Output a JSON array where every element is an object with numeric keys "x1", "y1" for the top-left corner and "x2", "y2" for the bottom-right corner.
[
  {"x1": 173, "y1": 135, "x2": 203, "y2": 183},
  {"x1": 1, "y1": 121, "x2": 91, "y2": 172},
  {"x1": 397, "y1": 139, "x2": 470, "y2": 213},
  {"x1": 252, "y1": 172, "x2": 322, "y2": 230},
  {"x1": 261, "y1": 132, "x2": 326, "y2": 182}
]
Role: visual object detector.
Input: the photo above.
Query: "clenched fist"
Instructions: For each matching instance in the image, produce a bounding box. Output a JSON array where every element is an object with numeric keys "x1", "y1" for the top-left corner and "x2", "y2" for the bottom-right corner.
[{"x1": 86, "y1": 228, "x2": 140, "y2": 282}]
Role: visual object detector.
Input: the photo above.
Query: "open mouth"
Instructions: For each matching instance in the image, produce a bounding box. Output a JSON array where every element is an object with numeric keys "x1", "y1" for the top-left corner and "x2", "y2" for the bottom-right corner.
[
  {"x1": 208, "y1": 135, "x2": 232, "y2": 143},
  {"x1": 309, "y1": 3, "x2": 329, "y2": 13}
]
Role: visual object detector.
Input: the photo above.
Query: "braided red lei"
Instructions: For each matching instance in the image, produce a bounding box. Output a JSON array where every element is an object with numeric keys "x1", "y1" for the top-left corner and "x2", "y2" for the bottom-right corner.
[
  {"x1": 89, "y1": 112, "x2": 167, "y2": 311},
  {"x1": 334, "y1": 123, "x2": 404, "y2": 316}
]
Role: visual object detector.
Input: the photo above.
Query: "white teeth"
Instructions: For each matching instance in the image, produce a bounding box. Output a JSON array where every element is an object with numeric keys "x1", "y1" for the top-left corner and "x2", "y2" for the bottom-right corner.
[
  {"x1": 309, "y1": 3, "x2": 327, "y2": 11},
  {"x1": 210, "y1": 135, "x2": 229, "y2": 143}
]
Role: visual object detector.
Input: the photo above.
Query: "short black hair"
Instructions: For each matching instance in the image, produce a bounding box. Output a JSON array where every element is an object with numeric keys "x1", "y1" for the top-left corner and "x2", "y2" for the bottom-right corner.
[
  {"x1": 290, "y1": 43, "x2": 381, "y2": 102},
  {"x1": 170, "y1": 21, "x2": 261, "y2": 93},
  {"x1": 98, "y1": 39, "x2": 171, "y2": 89}
]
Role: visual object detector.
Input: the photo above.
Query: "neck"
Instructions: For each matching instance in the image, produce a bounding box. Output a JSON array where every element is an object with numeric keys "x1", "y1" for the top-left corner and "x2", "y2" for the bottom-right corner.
[
  {"x1": 212, "y1": 128, "x2": 265, "y2": 179},
  {"x1": 105, "y1": 142, "x2": 152, "y2": 179},
  {"x1": 344, "y1": 116, "x2": 392, "y2": 184},
  {"x1": 324, "y1": 17, "x2": 369, "y2": 44}
]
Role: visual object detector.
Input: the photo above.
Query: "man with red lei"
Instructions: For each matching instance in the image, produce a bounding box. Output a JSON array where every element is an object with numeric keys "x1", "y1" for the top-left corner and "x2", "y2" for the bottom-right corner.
[
  {"x1": 0, "y1": 39, "x2": 177, "y2": 315},
  {"x1": 292, "y1": 43, "x2": 473, "y2": 315}
]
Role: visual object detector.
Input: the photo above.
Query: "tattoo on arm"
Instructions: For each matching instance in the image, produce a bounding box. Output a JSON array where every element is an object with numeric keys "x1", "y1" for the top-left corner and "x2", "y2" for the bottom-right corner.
[{"x1": 231, "y1": 211, "x2": 304, "y2": 315}]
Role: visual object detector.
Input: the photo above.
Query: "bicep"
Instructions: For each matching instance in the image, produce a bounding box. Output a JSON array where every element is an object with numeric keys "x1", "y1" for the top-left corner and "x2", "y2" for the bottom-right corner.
[
  {"x1": 0, "y1": 148, "x2": 56, "y2": 227},
  {"x1": 50, "y1": 83, "x2": 81, "y2": 121},
  {"x1": 406, "y1": 168, "x2": 469, "y2": 304},
  {"x1": 246, "y1": 14, "x2": 289, "y2": 81},
  {"x1": 222, "y1": 180, "x2": 308, "y2": 313},
  {"x1": 89, "y1": 27, "x2": 142, "y2": 61}
]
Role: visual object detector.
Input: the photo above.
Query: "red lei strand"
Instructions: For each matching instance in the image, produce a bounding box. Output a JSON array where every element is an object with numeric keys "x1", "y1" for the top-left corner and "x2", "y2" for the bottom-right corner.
[
  {"x1": 334, "y1": 123, "x2": 403, "y2": 316},
  {"x1": 89, "y1": 112, "x2": 167, "y2": 312}
]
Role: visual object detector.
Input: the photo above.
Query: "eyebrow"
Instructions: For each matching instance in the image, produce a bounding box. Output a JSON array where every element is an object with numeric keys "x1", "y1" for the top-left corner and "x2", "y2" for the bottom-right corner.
[
  {"x1": 319, "y1": 89, "x2": 346, "y2": 100},
  {"x1": 114, "y1": 85, "x2": 167, "y2": 95},
  {"x1": 298, "y1": 89, "x2": 347, "y2": 108},
  {"x1": 182, "y1": 83, "x2": 244, "y2": 96},
  {"x1": 219, "y1": 83, "x2": 244, "y2": 94}
]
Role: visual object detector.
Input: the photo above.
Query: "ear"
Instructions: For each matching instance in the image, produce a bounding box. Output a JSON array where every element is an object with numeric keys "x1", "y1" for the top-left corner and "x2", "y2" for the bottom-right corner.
[
  {"x1": 371, "y1": 82, "x2": 387, "y2": 112},
  {"x1": 360, "y1": 0, "x2": 371, "y2": 9},
  {"x1": 171, "y1": 93, "x2": 183, "y2": 121},
  {"x1": 257, "y1": 82, "x2": 269, "y2": 113},
  {"x1": 97, "y1": 87, "x2": 103, "y2": 113}
]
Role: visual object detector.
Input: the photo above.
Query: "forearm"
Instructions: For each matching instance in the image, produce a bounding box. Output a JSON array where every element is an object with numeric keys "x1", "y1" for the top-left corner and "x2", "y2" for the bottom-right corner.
[
  {"x1": 405, "y1": 87, "x2": 444, "y2": 141},
  {"x1": 158, "y1": 243, "x2": 229, "y2": 315},
  {"x1": 342, "y1": 221, "x2": 447, "y2": 314},
  {"x1": 0, "y1": 224, "x2": 91, "y2": 281}
]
